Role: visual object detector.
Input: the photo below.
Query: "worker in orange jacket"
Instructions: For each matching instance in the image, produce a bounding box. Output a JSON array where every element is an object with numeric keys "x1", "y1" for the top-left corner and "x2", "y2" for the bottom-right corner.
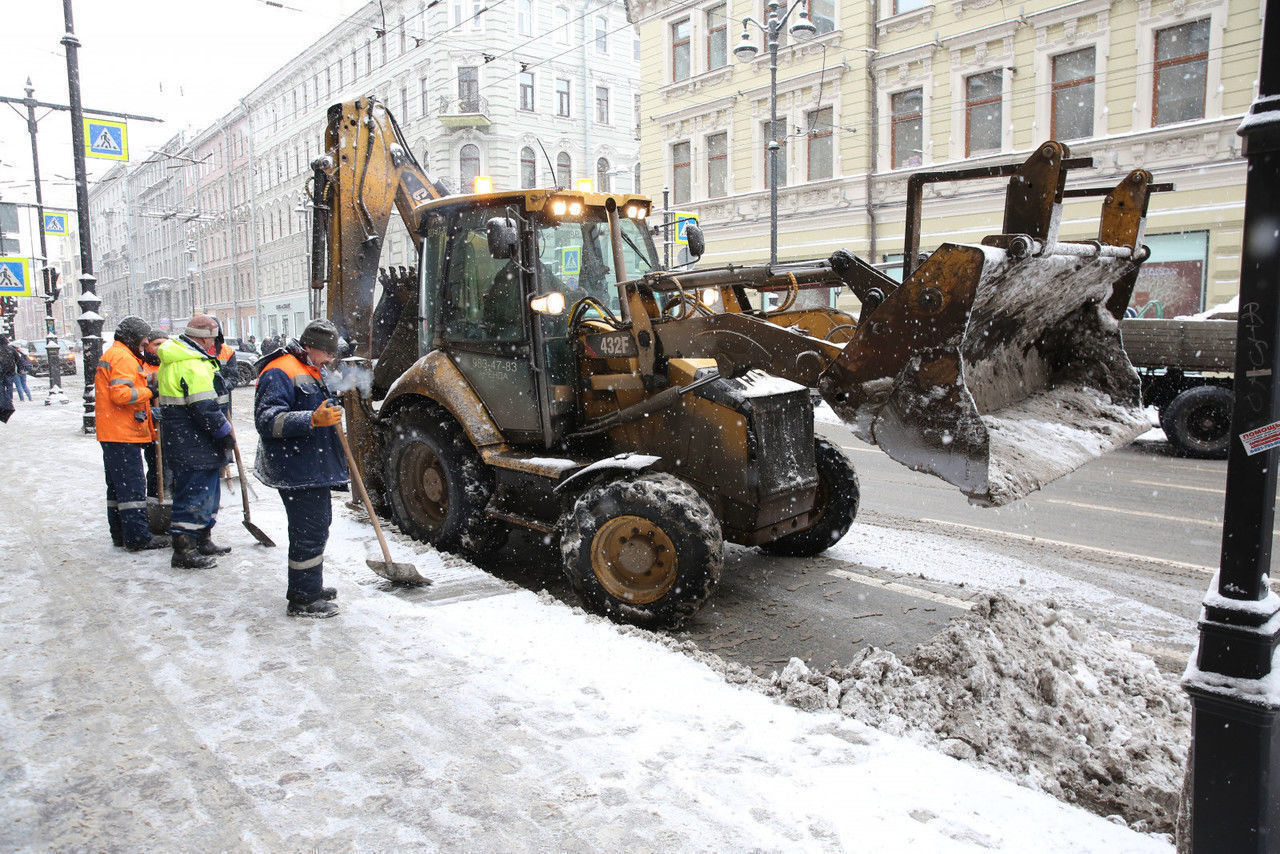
[{"x1": 96, "y1": 316, "x2": 170, "y2": 551}]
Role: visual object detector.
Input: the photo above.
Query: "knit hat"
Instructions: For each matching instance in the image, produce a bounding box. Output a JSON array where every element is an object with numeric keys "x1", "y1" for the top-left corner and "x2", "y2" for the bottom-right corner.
[
  {"x1": 114, "y1": 316, "x2": 152, "y2": 348},
  {"x1": 299, "y1": 319, "x2": 340, "y2": 355}
]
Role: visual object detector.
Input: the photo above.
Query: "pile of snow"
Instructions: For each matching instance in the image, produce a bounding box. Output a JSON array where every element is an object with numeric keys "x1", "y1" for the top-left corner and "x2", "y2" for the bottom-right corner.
[{"x1": 766, "y1": 594, "x2": 1189, "y2": 834}]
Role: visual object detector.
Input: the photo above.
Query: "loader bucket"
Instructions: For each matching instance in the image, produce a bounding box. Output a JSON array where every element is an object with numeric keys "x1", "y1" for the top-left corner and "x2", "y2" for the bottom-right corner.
[{"x1": 818, "y1": 242, "x2": 1148, "y2": 506}]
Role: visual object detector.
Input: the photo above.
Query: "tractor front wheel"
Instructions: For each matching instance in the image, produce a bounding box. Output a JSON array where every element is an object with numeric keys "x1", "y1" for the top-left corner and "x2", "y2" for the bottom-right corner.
[
  {"x1": 759, "y1": 438, "x2": 860, "y2": 557},
  {"x1": 561, "y1": 473, "x2": 722, "y2": 627}
]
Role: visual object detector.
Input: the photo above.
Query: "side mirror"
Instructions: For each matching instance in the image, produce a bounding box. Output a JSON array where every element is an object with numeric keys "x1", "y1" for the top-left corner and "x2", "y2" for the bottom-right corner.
[
  {"x1": 487, "y1": 217, "x2": 518, "y2": 259},
  {"x1": 685, "y1": 223, "x2": 705, "y2": 260}
]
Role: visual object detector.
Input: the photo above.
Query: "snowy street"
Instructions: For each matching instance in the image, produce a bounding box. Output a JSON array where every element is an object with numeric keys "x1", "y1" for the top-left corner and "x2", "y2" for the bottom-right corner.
[{"x1": 2, "y1": 383, "x2": 1178, "y2": 851}]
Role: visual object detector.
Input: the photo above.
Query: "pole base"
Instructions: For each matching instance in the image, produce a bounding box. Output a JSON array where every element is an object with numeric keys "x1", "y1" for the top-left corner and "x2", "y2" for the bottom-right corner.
[{"x1": 44, "y1": 385, "x2": 68, "y2": 406}]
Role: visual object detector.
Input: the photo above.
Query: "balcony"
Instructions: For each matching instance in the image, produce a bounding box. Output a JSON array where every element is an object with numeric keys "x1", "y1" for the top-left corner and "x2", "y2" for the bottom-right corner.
[{"x1": 438, "y1": 96, "x2": 491, "y2": 130}]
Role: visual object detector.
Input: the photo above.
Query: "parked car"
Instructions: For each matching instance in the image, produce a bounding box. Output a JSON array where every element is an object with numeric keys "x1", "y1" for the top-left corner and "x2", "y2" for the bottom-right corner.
[
  {"x1": 222, "y1": 337, "x2": 262, "y2": 386},
  {"x1": 16, "y1": 339, "x2": 77, "y2": 377}
]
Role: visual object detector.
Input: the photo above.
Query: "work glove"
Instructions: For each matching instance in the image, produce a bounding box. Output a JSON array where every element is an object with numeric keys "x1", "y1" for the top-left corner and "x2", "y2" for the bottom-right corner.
[
  {"x1": 310, "y1": 399, "x2": 343, "y2": 428},
  {"x1": 218, "y1": 432, "x2": 237, "y2": 452},
  {"x1": 146, "y1": 373, "x2": 159, "y2": 398}
]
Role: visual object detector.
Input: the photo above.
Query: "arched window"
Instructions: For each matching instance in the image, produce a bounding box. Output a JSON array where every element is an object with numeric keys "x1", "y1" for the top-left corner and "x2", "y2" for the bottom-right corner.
[
  {"x1": 556, "y1": 152, "x2": 572, "y2": 187},
  {"x1": 520, "y1": 146, "x2": 537, "y2": 188},
  {"x1": 596, "y1": 157, "x2": 611, "y2": 191},
  {"x1": 460, "y1": 143, "x2": 481, "y2": 190}
]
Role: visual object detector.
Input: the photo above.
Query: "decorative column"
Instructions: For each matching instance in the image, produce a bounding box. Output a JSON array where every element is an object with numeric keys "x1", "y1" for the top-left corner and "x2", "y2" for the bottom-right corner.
[{"x1": 76, "y1": 275, "x2": 102, "y2": 433}]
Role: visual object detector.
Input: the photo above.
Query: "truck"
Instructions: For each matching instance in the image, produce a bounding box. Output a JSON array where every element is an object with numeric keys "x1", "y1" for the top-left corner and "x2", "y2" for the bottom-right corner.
[
  {"x1": 1119, "y1": 316, "x2": 1236, "y2": 458},
  {"x1": 311, "y1": 99, "x2": 1157, "y2": 625}
]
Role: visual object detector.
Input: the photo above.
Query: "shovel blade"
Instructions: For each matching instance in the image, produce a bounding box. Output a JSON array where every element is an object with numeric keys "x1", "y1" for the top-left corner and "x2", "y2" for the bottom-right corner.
[
  {"x1": 367, "y1": 558, "x2": 431, "y2": 585},
  {"x1": 148, "y1": 500, "x2": 172, "y2": 536},
  {"x1": 243, "y1": 519, "x2": 276, "y2": 547}
]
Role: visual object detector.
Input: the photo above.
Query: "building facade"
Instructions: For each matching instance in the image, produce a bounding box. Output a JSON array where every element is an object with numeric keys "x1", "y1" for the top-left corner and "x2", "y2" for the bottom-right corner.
[{"x1": 633, "y1": 0, "x2": 1259, "y2": 315}]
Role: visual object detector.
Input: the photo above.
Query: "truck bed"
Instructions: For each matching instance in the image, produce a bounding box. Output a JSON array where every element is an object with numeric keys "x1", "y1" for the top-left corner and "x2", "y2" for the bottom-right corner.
[{"x1": 1119, "y1": 318, "x2": 1235, "y2": 372}]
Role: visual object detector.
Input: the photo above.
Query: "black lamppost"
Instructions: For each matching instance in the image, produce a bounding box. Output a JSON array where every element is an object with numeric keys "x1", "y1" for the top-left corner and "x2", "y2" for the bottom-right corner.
[
  {"x1": 732, "y1": 0, "x2": 817, "y2": 266},
  {"x1": 1181, "y1": 4, "x2": 1280, "y2": 850}
]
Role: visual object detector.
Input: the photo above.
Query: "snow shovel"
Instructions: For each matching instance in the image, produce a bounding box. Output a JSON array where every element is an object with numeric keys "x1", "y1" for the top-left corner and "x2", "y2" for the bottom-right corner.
[
  {"x1": 147, "y1": 427, "x2": 172, "y2": 536},
  {"x1": 229, "y1": 427, "x2": 276, "y2": 547},
  {"x1": 335, "y1": 419, "x2": 429, "y2": 585}
]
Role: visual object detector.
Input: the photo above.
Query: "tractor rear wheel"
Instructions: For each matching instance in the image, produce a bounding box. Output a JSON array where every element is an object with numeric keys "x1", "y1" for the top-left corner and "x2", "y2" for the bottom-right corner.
[
  {"x1": 384, "y1": 407, "x2": 505, "y2": 556},
  {"x1": 759, "y1": 438, "x2": 860, "y2": 557},
  {"x1": 561, "y1": 473, "x2": 722, "y2": 626}
]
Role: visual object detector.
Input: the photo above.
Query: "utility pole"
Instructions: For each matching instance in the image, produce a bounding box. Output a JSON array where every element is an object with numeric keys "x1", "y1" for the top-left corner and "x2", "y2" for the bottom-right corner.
[
  {"x1": 17, "y1": 80, "x2": 68, "y2": 404},
  {"x1": 1181, "y1": 3, "x2": 1280, "y2": 850}
]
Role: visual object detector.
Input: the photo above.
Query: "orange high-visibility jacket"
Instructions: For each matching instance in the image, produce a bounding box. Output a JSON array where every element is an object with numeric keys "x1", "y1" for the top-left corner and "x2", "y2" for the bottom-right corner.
[
  {"x1": 217, "y1": 344, "x2": 233, "y2": 364},
  {"x1": 94, "y1": 340, "x2": 154, "y2": 443}
]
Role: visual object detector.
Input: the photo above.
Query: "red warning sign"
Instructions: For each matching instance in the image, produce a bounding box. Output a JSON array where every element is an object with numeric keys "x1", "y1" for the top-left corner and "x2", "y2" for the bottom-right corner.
[{"x1": 1240, "y1": 420, "x2": 1280, "y2": 456}]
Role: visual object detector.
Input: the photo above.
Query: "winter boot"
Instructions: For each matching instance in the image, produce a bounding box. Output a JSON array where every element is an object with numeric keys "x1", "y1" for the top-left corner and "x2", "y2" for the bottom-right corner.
[
  {"x1": 172, "y1": 534, "x2": 217, "y2": 569},
  {"x1": 196, "y1": 530, "x2": 231, "y2": 555},
  {"x1": 126, "y1": 535, "x2": 172, "y2": 552},
  {"x1": 320, "y1": 587, "x2": 337, "y2": 601},
  {"x1": 286, "y1": 597, "x2": 340, "y2": 618}
]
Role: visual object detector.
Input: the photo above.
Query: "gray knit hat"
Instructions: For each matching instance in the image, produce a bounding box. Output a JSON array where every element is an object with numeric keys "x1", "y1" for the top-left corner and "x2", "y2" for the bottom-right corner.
[
  {"x1": 114, "y1": 316, "x2": 152, "y2": 348},
  {"x1": 299, "y1": 318, "x2": 340, "y2": 355}
]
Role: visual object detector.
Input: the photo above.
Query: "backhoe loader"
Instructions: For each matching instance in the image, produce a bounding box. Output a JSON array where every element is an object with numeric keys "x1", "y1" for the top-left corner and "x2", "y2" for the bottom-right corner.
[{"x1": 312, "y1": 98, "x2": 1151, "y2": 626}]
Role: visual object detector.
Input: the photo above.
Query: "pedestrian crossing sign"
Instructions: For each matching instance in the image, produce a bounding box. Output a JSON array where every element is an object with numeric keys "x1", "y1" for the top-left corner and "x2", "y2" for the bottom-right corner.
[
  {"x1": 43, "y1": 212, "x2": 68, "y2": 236},
  {"x1": 673, "y1": 212, "x2": 698, "y2": 245},
  {"x1": 559, "y1": 246, "x2": 581, "y2": 276},
  {"x1": 0, "y1": 258, "x2": 31, "y2": 297},
  {"x1": 84, "y1": 118, "x2": 129, "y2": 161}
]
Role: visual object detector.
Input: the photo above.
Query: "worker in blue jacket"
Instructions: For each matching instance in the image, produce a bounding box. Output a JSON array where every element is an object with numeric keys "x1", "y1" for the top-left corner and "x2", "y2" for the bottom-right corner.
[
  {"x1": 157, "y1": 314, "x2": 235, "y2": 569},
  {"x1": 253, "y1": 319, "x2": 349, "y2": 618}
]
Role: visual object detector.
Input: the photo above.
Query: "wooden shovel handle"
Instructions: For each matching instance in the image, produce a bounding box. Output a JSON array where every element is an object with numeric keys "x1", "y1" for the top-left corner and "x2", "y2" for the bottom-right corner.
[
  {"x1": 229, "y1": 426, "x2": 252, "y2": 517},
  {"x1": 335, "y1": 421, "x2": 397, "y2": 566}
]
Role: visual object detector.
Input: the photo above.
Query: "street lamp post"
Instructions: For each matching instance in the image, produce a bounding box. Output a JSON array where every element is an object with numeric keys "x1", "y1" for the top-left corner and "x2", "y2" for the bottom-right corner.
[{"x1": 733, "y1": 0, "x2": 816, "y2": 267}]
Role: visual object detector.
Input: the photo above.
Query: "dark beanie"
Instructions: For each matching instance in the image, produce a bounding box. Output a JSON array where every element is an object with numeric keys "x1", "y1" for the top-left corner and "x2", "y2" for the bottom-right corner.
[
  {"x1": 114, "y1": 316, "x2": 152, "y2": 348},
  {"x1": 299, "y1": 319, "x2": 340, "y2": 355}
]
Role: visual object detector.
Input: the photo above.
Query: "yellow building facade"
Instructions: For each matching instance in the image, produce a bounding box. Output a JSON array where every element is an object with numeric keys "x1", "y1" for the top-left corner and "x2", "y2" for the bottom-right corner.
[{"x1": 632, "y1": 0, "x2": 1260, "y2": 316}]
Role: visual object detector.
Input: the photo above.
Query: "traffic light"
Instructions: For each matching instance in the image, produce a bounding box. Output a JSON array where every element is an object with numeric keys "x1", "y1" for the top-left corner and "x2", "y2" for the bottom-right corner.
[
  {"x1": 42, "y1": 266, "x2": 60, "y2": 302},
  {"x1": 0, "y1": 297, "x2": 15, "y2": 338}
]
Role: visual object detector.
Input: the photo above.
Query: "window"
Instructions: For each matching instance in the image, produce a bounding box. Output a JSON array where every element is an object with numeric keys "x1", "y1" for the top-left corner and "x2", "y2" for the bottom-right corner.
[
  {"x1": 596, "y1": 16, "x2": 609, "y2": 53},
  {"x1": 520, "y1": 72, "x2": 536, "y2": 111},
  {"x1": 763, "y1": 119, "x2": 787, "y2": 188},
  {"x1": 707, "y1": 131, "x2": 727, "y2": 197},
  {"x1": 460, "y1": 144, "x2": 481, "y2": 190},
  {"x1": 672, "y1": 19, "x2": 691, "y2": 82},
  {"x1": 807, "y1": 107, "x2": 833, "y2": 181},
  {"x1": 965, "y1": 70, "x2": 1002, "y2": 156},
  {"x1": 891, "y1": 88, "x2": 923, "y2": 168},
  {"x1": 597, "y1": 157, "x2": 611, "y2": 191},
  {"x1": 672, "y1": 141, "x2": 691, "y2": 204},
  {"x1": 556, "y1": 79, "x2": 571, "y2": 117},
  {"x1": 518, "y1": 0, "x2": 532, "y2": 35},
  {"x1": 894, "y1": 0, "x2": 927, "y2": 13},
  {"x1": 707, "y1": 4, "x2": 727, "y2": 70},
  {"x1": 1051, "y1": 48, "x2": 1095, "y2": 140},
  {"x1": 1131, "y1": 231, "x2": 1210, "y2": 317},
  {"x1": 634, "y1": 36, "x2": 642, "y2": 61},
  {"x1": 556, "y1": 152, "x2": 572, "y2": 187},
  {"x1": 595, "y1": 87, "x2": 610, "y2": 124},
  {"x1": 1154, "y1": 19, "x2": 1210, "y2": 126},
  {"x1": 521, "y1": 146, "x2": 538, "y2": 188},
  {"x1": 458, "y1": 67, "x2": 479, "y2": 112},
  {"x1": 400, "y1": 86, "x2": 409, "y2": 120},
  {"x1": 556, "y1": 6, "x2": 569, "y2": 43},
  {"x1": 421, "y1": 77, "x2": 431, "y2": 115},
  {"x1": 810, "y1": 0, "x2": 835, "y2": 33}
]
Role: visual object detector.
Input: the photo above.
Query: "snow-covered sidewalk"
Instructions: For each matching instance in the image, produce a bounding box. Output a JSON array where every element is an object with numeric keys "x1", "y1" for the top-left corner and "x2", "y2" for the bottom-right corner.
[{"x1": 1, "y1": 394, "x2": 1171, "y2": 851}]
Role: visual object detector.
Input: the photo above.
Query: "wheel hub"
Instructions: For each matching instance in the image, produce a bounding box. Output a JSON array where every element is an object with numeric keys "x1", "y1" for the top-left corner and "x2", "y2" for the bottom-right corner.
[
  {"x1": 421, "y1": 466, "x2": 445, "y2": 504},
  {"x1": 590, "y1": 515, "x2": 677, "y2": 605}
]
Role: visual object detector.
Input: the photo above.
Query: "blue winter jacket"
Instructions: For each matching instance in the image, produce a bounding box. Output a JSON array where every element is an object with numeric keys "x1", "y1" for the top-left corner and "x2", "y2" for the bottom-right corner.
[
  {"x1": 252, "y1": 341, "x2": 349, "y2": 490},
  {"x1": 157, "y1": 336, "x2": 233, "y2": 471}
]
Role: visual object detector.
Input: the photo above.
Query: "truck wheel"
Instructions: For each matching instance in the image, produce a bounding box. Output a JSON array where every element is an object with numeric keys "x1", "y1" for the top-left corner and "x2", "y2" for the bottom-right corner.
[
  {"x1": 561, "y1": 473, "x2": 722, "y2": 627},
  {"x1": 384, "y1": 408, "x2": 504, "y2": 556},
  {"x1": 1163, "y1": 385, "x2": 1233, "y2": 459},
  {"x1": 238, "y1": 363, "x2": 255, "y2": 385},
  {"x1": 759, "y1": 438, "x2": 860, "y2": 557}
]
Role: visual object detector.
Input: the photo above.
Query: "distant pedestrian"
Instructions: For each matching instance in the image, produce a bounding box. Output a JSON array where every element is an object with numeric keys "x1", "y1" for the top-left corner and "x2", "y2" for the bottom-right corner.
[
  {"x1": 157, "y1": 315, "x2": 234, "y2": 569},
  {"x1": 95, "y1": 316, "x2": 169, "y2": 552},
  {"x1": 246, "y1": 335, "x2": 258, "y2": 353},
  {"x1": 11, "y1": 343, "x2": 31, "y2": 401},
  {"x1": 0, "y1": 336, "x2": 16, "y2": 423},
  {"x1": 253, "y1": 319, "x2": 348, "y2": 618}
]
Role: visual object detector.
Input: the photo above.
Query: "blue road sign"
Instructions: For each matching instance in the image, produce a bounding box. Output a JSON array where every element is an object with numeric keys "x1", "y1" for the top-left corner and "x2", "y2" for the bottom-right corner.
[
  {"x1": 85, "y1": 118, "x2": 129, "y2": 161},
  {"x1": 43, "y1": 212, "x2": 68, "y2": 235},
  {"x1": 0, "y1": 258, "x2": 31, "y2": 296}
]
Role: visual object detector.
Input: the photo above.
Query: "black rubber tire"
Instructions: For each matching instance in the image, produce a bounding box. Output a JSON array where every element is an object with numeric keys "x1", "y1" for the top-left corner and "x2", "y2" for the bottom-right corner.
[
  {"x1": 1163, "y1": 385, "x2": 1233, "y2": 459},
  {"x1": 383, "y1": 406, "x2": 504, "y2": 556},
  {"x1": 237, "y1": 362, "x2": 255, "y2": 385},
  {"x1": 759, "y1": 438, "x2": 860, "y2": 557},
  {"x1": 561, "y1": 473, "x2": 722, "y2": 627}
]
